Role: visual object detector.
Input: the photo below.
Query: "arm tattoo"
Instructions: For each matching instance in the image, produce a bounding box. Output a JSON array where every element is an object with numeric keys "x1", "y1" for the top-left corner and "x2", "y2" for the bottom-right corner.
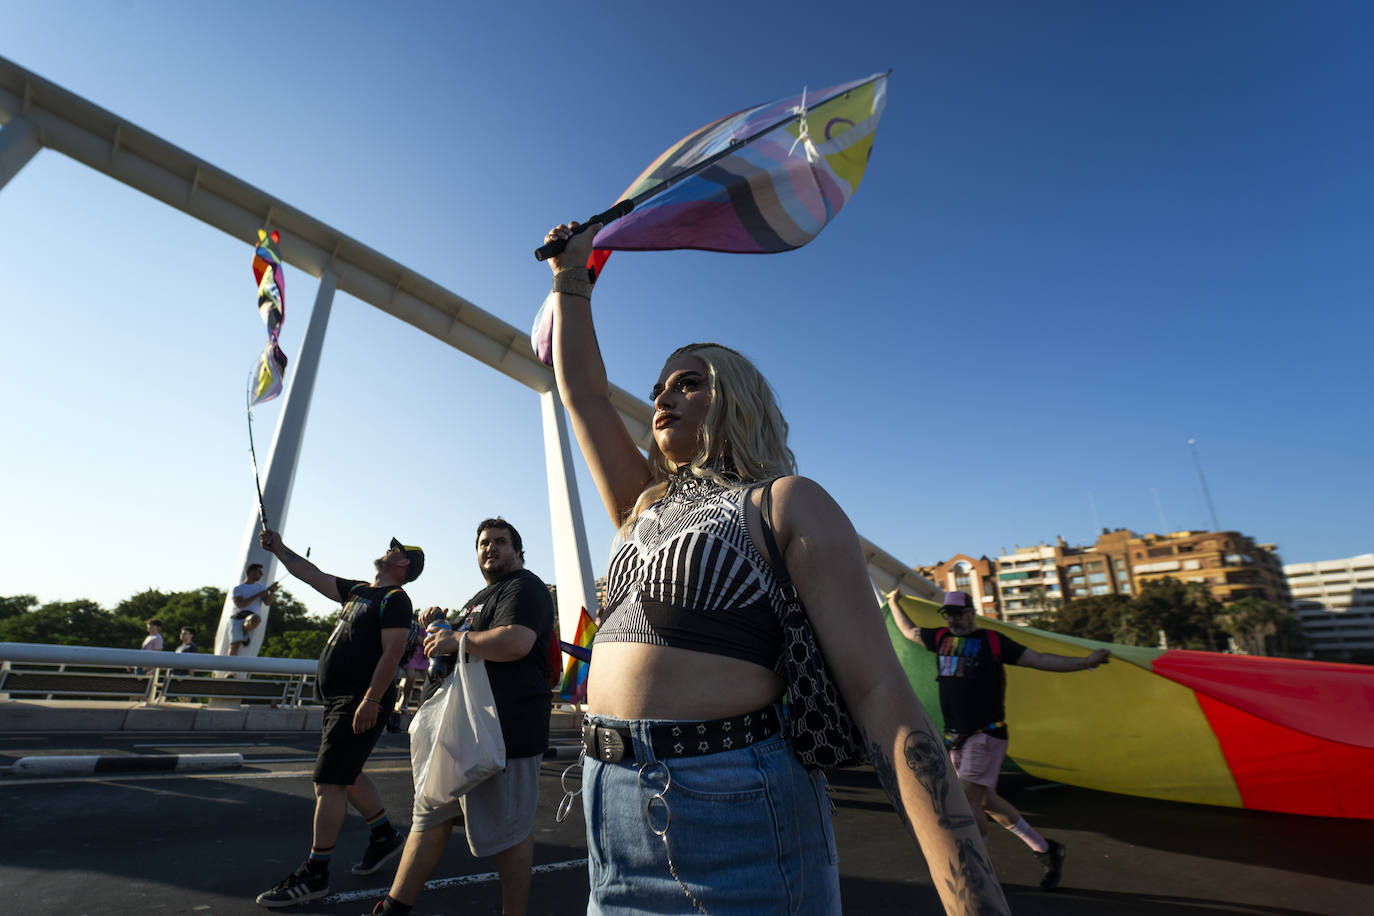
[
  {"x1": 867, "y1": 739, "x2": 910, "y2": 830},
  {"x1": 905, "y1": 728, "x2": 975, "y2": 829},
  {"x1": 945, "y1": 837, "x2": 1008, "y2": 915},
  {"x1": 873, "y1": 729, "x2": 1009, "y2": 913}
]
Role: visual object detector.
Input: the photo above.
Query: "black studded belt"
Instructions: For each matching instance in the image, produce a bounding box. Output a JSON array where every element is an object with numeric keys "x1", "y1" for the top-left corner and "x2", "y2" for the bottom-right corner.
[{"x1": 582, "y1": 705, "x2": 780, "y2": 764}]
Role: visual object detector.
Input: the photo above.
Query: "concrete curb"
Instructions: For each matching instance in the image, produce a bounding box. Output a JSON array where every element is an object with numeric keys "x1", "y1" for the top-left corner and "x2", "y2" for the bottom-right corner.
[
  {"x1": 11, "y1": 752, "x2": 244, "y2": 776},
  {"x1": 0, "y1": 700, "x2": 324, "y2": 732}
]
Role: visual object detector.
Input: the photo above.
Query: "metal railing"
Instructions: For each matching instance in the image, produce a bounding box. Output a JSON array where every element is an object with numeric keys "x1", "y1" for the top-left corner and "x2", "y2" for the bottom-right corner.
[{"x1": 0, "y1": 643, "x2": 317, "y2": 707}]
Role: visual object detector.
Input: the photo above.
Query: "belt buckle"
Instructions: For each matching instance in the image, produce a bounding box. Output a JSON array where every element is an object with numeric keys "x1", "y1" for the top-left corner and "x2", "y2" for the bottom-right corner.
[{"x1": 595, "y1": 725, "x2": 626, "y2": 763}]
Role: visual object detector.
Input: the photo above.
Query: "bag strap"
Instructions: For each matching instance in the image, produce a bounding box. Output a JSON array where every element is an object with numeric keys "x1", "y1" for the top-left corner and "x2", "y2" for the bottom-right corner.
[{"x1": 756, "y1": 479, "x2": 796, "y2": 596}]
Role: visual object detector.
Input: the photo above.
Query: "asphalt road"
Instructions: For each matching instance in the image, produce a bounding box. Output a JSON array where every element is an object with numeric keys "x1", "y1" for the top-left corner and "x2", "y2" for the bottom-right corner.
[{"x1": 0, "y1": 727, "x2": 1368, "y2": 915}]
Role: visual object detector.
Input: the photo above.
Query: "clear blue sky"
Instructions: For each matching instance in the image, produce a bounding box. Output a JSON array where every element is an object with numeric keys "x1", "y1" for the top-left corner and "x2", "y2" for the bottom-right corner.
[{"x1": 2, "y1": 1, "x2": 1369, "y2": 619}]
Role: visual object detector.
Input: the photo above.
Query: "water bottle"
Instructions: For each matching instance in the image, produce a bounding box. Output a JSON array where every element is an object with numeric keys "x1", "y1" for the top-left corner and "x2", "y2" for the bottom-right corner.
[{"x1": 427, "y1": 619, "x2": 454, "y2": 680}]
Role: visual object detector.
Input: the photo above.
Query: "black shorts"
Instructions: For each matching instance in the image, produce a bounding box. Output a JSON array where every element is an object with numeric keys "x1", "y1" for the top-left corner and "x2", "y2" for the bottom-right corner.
[{"x1": 314, "y1": 690, "x2": 395, "y2": 785}]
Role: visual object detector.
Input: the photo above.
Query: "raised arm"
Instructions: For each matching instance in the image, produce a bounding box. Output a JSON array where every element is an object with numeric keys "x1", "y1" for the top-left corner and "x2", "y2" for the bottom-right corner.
[
  {"x1": 1018, "y1": 647, "x2": 1111, "y2": 672},
  {"x1": 545, "y1": 222, "x2": 652, "y2": 526},
  {"x1": 886, "y1": 589, "x2": 923, "y2": 644},
  {"x1": 232, "y1": 581, "x2": 278, "y2": 608},
  {"x1": 768, "y1": 477, "x2": 1009, "y2": 915},
  {"x1": 258, "y1": 529, "x2": 341, "y2": 604}
]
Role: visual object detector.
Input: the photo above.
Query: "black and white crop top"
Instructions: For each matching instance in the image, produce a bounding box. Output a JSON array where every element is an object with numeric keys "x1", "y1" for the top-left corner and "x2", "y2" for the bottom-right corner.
[{"x1": 595, "y1": 472, "x2": 784, "y2": 669}]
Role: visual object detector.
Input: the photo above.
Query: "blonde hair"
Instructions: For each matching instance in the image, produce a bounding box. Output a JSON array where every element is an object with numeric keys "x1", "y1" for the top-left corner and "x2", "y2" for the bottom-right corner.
[{"x1": 623, "y1": 343, "x2": 797, "y2": 531}]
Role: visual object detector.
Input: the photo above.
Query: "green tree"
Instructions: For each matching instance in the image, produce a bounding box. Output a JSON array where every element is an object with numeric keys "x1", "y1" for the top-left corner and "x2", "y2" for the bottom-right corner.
[
  {"x1": 0, "y1": 594, "x2": 38, "y2": 621},
  {"x1": 114, "y1": 589, "x2": 171, "y2": 625},
  {"x1": 1032, "y1": 593, "x2": 1130, "y2": 642},
  {"x1": 110, "y1": 587, "x2": 227, "y2": 651},
  {"x1": 0, "y1": 585, "x2": 332, "y2": 657},
  {"x1": 262, "y1": 629, "x2": 331, "y2": 660},
  {"x1": 158, "y1": 587, "x2": 228, "y2": 644},
  {"x1": 259, "y1": 588, "x2": 336, "y2": 659},
  {"x1": 1122, "y1": 578, "x2": 1223, "y2": 650},
  {"x1": 0, "y1": 598, "x2": 137, "y2": 648},
  {"x1": 1223, "y1": 596, "x2": 1307, "y2": 657}
]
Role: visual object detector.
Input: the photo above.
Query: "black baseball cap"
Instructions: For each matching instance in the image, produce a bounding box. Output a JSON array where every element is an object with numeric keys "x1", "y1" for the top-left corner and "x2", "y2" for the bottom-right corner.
[{"x1": 389, "y1": 538, "x2": 425, "y2": 582}]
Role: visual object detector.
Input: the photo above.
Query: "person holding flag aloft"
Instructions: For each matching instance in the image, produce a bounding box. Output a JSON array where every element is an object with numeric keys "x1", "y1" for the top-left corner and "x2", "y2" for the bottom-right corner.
[
  {"x1": 542, "y1": 220, "x2": 1008, "y2": 916},
  {"x1": 253, "y1": 530, "x2": 422, "y2": 908}
]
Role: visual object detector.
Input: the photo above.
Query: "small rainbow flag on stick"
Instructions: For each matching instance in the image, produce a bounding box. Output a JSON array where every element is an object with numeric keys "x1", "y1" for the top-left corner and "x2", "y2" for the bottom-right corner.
[
  {"x1": 558, "y1": 607, "x2": 598, "y2": 704},
  {"x1": 249, "y1": 229, "x2": 288, "y2": 405}
]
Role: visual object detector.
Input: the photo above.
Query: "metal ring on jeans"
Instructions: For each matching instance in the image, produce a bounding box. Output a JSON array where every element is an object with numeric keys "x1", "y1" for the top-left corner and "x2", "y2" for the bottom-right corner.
[
  {"x1": 556, "y1": 750, "x2": 585, "y2": 823},
  {"x1": 638, "y1": 761, "x2": 673, "y2": 836}
]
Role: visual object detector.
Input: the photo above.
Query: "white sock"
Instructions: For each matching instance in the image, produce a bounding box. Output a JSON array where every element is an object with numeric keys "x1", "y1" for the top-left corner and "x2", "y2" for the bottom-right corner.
[{"x1": 1006, "y1": 816, "x2": 1049, "y2": 853}]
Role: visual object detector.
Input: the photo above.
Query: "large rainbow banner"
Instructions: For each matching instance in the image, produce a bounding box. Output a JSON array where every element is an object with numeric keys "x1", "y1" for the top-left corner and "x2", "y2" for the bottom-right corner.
[{"x1": 887, "y1": 592, "x2": 1374, "y2": 820}]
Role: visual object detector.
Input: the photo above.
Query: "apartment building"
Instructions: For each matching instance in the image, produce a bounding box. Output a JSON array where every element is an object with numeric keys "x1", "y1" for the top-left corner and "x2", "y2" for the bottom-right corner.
[
  {"x1": 917, "y1": 554, "x2": 1000, "y2": 618},
  {"x1": 932, "y1": 528, "x2": 1289, "y2": 629},
  {"x1": 1285, "y1": 553, "x2": 1374, "y2": 659},
  {"x1": 1062, "y1": 529, "x2": 1136, "y2": 600},
  {"x1": 1127, "y1": 531, "x2": 1289, "y2": 606},
  {"x1": 995, "y1": 544, "x2": 1066, "y2": 624}
]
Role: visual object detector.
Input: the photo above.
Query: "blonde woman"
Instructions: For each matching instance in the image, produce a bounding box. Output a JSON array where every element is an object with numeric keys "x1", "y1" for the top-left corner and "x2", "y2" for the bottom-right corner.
[{"x1": 545, "y1": 221, "x2": 1008, "y2": 916}]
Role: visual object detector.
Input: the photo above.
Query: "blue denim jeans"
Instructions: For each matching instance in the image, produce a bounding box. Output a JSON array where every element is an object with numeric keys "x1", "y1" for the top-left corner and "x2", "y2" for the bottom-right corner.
[{"x1": 583, "y1": 713, "x2": 841, "y2": 915}]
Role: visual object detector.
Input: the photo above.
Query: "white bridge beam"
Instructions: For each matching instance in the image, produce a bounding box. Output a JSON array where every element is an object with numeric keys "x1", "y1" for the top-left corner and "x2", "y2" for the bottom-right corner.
[
  {"x1": 0, "y1": 115, "x2": 40, "y2": 190},
  {"x1": 0, "y1": 55, "x2": 940, "y2": 621}
]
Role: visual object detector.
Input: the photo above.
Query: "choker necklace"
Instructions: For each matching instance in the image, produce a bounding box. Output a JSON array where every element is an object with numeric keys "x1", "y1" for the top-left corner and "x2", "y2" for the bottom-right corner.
[{"x1": 665, "y1": 457, "x2": 741, "y2": 499}]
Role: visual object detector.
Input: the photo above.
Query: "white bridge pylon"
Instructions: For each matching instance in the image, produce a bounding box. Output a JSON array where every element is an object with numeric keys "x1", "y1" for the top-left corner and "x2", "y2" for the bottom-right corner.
[{"x1": 0, "y1": 56, "x2": 939, "y2": 656}]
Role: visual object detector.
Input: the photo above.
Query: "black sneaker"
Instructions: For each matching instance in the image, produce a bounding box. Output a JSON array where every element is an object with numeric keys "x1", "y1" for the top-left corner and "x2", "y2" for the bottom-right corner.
[
  {"x1": 1035, "y1": 839, "x2": 1066, "y2": 890},
  {"x1": 256, "y1": 864, "x2": 329, "y2": 908},
  {"x1": 351, "y1": 830, "x2": 406, "y2": 876}
]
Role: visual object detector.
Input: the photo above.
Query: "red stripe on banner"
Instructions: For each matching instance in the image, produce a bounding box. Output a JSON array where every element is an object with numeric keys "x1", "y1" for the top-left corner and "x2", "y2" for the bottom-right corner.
[
  {"x1": 1195, "y1": 692, "x2": 1374, "y2": 820},
  {"x1": 1153, "y1": 650, "x2": 1374, "y2": 749}
]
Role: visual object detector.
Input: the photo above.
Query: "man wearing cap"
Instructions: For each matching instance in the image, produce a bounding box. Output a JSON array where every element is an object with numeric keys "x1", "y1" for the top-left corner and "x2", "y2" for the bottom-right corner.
[
  {"x1": 888, "y1": 589, "x2": 1110, "y2": 891},
  {"x1": 254, "y1": 529, "x2": 424, "y2": 909},
  {"x1": 373, "y1": 517, "x2": 553, "y2": 916}
]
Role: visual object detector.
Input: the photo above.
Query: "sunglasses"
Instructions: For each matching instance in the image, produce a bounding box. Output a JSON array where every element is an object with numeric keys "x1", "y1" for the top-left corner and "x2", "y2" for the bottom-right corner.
[{"x1": 940, "y1": 607, "x2": 974, "y2": 617}]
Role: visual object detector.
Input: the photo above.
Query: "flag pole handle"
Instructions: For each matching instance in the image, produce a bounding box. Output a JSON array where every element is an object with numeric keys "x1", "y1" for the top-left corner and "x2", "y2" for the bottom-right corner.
[
  {"x1": 534, "y1": 199, "x2": 634, "y2": 261},
  {"x1": 246, "y1": 406, "x2": 270, "y2": 533}
]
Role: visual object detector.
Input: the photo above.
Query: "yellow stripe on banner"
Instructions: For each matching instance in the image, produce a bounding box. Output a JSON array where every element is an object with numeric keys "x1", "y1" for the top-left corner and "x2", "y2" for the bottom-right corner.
[{"x1": 887, "y1": 593, "x2": 1243, "y2": 808}]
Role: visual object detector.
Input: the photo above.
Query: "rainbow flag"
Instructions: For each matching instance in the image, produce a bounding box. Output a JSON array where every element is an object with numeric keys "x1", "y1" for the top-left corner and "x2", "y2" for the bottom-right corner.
[
  {"x1": 557, "y1": 607, "x2": 598, "y2": 704},
  {"x1": 888, "y1": 591, "x2": 1374, "y2": 819},
  {"x1": 589, "y1": 73, "x2": 887, "y2": 273},
  {"x1": 249, "y1": 228, "x2": 288, "y2": 407},
  {"x1": 531, "y1": 73, "x2": 887, "y2": 365}
]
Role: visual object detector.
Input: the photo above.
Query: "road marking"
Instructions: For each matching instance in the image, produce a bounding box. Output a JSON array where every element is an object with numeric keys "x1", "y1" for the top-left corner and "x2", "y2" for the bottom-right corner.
[
  {"x1": 0, "y1": 763, "x2": 414, "y2": 787},
  {"x1": 132, "y1": 742, "x2": 273, "y2": 748},
  {"x1": 242, "y1": 752, "x2": 410, "y2": 765},
  {"x1": 320, "y1": 858, "x2": 589, "y2": 904}
]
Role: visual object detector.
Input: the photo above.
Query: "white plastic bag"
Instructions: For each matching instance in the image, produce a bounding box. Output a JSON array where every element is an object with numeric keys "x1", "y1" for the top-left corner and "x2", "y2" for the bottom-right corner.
[{"x1": 409, "y1": 632, "x2": 506, "y2": 807}]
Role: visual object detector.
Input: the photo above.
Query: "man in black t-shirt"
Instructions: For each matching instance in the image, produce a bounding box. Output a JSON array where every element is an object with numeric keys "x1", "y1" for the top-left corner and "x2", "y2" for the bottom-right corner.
[
  {"x1": 377, "y1": 518, "x2": 553, "y2": 916},
  {"x1": 254, "y1": 528, "x2": 425, "y2": 909},
  {"x1": 889, "y1": 589, "x2": 1109, "y2": 892},
  {"x1": 171, "y1": 626, "x2": 197, "y2": 676}
]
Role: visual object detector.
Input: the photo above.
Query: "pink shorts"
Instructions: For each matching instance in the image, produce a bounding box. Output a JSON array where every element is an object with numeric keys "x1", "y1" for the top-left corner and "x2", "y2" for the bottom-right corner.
[{"x1": 949, "y1": 732, "x2": 1008, "y2": 788}]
